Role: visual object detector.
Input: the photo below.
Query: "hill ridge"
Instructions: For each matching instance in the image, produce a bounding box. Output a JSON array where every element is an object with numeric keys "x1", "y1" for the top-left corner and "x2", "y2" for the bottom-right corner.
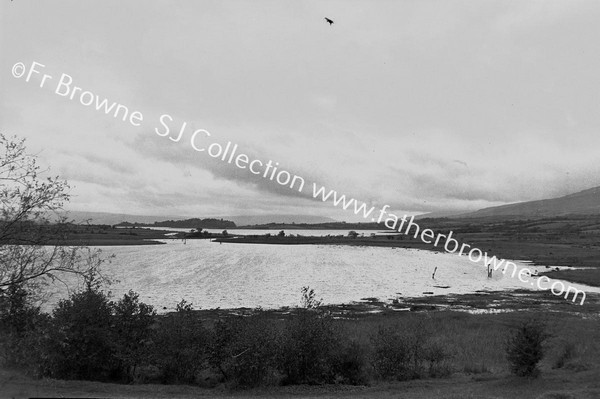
[{"x1": 458, "y1": 185, "x2": 600, "y2": 219}]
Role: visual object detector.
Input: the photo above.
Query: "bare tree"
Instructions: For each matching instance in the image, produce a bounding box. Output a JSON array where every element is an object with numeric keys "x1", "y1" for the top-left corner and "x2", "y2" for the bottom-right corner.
[{"x1": 0, "y1": 134, "x2": 108, "y2": 295}]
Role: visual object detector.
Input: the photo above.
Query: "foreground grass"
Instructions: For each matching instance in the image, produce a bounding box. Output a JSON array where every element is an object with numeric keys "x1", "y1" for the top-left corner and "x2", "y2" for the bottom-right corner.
[
  {"x1": 0, "y1": 372, "x2": 600, "y2": 399},
  {"x1": 4, "y1": 369, "x2": 600, "y2": 399}
]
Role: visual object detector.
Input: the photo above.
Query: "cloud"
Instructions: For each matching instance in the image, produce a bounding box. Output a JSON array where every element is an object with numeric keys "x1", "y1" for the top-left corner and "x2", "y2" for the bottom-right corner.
[{"x1": 3, "y1": 1, "x2": 600, "y2": 219}]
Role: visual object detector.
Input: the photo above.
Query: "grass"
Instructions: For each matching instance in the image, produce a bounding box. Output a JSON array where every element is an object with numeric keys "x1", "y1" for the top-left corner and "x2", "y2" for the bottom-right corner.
[
  {"x1": 541, "y1": 268, "x2": 600, "y2": 287},
  {"x1": 4, "y1": 371, "x2": 600, "y2": 398},
  {"x1": 334, "y1": 309, "x2": 600, "y2": 375}
]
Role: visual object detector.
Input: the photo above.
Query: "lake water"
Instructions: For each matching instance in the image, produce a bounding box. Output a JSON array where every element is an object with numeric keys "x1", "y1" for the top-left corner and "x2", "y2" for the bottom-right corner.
[{"x1": 44, "y1": 239, "x2": 600, "y2": 312}]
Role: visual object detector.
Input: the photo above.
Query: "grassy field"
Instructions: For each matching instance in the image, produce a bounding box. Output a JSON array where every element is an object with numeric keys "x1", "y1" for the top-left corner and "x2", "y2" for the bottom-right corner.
[
  {"x1": 4, "y1": 369, "x2": 600, "y2": 399},
  {"x1": 49, "y1": 224, "x2": 171, "y2": 245}
]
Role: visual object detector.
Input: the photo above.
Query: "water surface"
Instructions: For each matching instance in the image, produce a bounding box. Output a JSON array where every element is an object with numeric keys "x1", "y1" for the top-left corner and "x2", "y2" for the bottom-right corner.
[{"x1": 45, "y1": 239, "x2": 597, "y2": 311}]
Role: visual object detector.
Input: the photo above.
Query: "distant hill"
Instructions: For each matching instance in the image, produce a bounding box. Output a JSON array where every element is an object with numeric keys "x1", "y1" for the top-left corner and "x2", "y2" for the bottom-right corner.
[
  {"x1": 228, "y1": 215, "x2": 337, "y2": 226},
  {"x1": 118, "y1": 218, "x2": 236, "y2": 229},
  {"x1": 415, "y1": 210, "x2": 471, "y2": 219},
  {"x1": 60, "y1": 211, "x2": 337, "y2": 226},
  {"x1": 58, "y1": 211, "x2": 184, "y2": 225},
  {"x1": 458, "y1": 186, "x2": 600, "y2": 219}
]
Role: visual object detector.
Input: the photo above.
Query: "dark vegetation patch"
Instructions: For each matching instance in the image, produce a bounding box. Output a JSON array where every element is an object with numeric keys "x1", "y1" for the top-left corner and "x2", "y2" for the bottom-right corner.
[
  {"x1": 540, "y1": 268, "x2": 600, "y2": 287},
  {"x1": 2, "y1": 284, "x2": 599, "y2": 390}
]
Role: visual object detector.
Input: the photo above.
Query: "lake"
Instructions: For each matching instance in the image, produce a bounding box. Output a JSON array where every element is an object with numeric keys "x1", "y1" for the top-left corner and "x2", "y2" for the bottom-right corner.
[{"x1": 44, "y1": 239, "x2": 599, "y2": 312}]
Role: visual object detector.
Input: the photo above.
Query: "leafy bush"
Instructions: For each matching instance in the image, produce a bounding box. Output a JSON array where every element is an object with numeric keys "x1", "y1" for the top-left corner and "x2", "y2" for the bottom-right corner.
[
  {"x1": 46, "y1": 286, "x2": 116, "y2": 380},
  {"x1": 0, "y1": 284, "x2": 48, "y2": 371},
  {"x1": 423, "y1": 339, "x2": 452, "y2": 377},
  {"x1": 209, "y1": 311, "x2": 281, "y2": 387},
  {"x1": 331, "y1": 339, "x2": 371, "y2": 385},
  {"x1": 371, "y1": 326, "x2": 413, "y2": 380},
  {"x1": 151, "y1": 299, "x2": 209, "y2": 384},
  {"x1": 25, "y1": 285, "x2": 158, "y2": 383},
  {"x1": 300, "y1": 286, "x2": 322, "y2": 309},
  {"x1": 505, "y1": 319, "x2": 549, "y2": 377},
  {"x1": 209, "y1": 288, "x2": 370, "y2": 387},
  {"x1": 552, "y1": 341, "x2": 576, "y2": 369},
  {"x1": 462, "y1": 362, "x2": 490, "y2": 375},
  {"x1": 0, "y1": 284, "x2": 41, "y2": 336},
  {"x1": 279, "y1": 288, "x2": 340, "y2": 385},
  {"x1": 113, "y1": 290, "x2": 156, "y2": 382},
  {"x1": 371, "y1": 322, "x2": 452, "y2": 381}
]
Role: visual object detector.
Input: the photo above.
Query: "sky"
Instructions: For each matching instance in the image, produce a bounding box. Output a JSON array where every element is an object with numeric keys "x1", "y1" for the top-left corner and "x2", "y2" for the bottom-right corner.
[{"x1": 2, "y1": 1, "x2": 600, "y2": 222}]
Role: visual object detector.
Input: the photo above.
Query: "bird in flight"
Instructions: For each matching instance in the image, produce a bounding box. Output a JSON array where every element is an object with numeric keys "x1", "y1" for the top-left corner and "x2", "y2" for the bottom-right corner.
[{"x1": 324, "y1": 17, "x2": 334, "y2": 26}]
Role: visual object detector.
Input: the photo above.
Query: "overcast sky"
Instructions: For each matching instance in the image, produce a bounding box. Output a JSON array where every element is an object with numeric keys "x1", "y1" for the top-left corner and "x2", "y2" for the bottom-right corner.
[{"x1": 2, "y1": 1, "x2": 600, "y2": 221}]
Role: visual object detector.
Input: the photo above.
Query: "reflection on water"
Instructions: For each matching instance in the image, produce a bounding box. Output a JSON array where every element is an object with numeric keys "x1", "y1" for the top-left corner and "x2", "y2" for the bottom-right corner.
[{"x1": 44, "y1": 239, "x2": 597, "y2": 312}]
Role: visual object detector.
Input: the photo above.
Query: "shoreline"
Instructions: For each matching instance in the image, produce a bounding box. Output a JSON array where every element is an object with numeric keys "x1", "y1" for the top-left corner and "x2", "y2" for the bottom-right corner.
[{"x1": 179, "y1": 288, "x2": 600, "y2": 320}]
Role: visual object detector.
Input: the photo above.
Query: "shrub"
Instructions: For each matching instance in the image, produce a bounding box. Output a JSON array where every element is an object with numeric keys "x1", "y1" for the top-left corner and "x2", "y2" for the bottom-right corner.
[
  {"x1": 505, "y1": 319, "x2": 549, "y2": 378},
  {"x1": 113, "y1": 290, "x2": 156, "y2": 382},
  {"x1": 552, "y1": 341, "x2": 576, "y2": 369},
  {"x1": 423, "y1": 339, "x2": 452, "y2": 377},
  {"x1": 0, "y1": 284, "x2": 41, "y2": 336},
  {"x1": 151, "y1": 299, "x2": 209, "y2": 384},
  {"x1": 46, "y1": 286, "x2": 116, "y2": 381},
  {"x1": 277, "y1": 287, "x2": 342, "y2": 384},
  {"x1": 332, "y1": 339, "x2": 371, "y2": 385},
  {"x1": 371, "y1": 326, "x2": 413, "y2": 380},
  {"x1": 300, "y1": 286, "x2": 322, "y2": 309},
  {"x1": 0, "y1": 284, "x2": 48, "y2": 371},
  {"x1": 209, "y1": 311, "x2": 281, "y2": 387},
  {"x1": 462, "y1": 362, "x2": 490, "y2": 374},
  {"x1": 280, "y1": 308, "x2": 341, "y2": 384},
  {"x1": 371, "y1": 322, "x2": 452, "y2": 381}
]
